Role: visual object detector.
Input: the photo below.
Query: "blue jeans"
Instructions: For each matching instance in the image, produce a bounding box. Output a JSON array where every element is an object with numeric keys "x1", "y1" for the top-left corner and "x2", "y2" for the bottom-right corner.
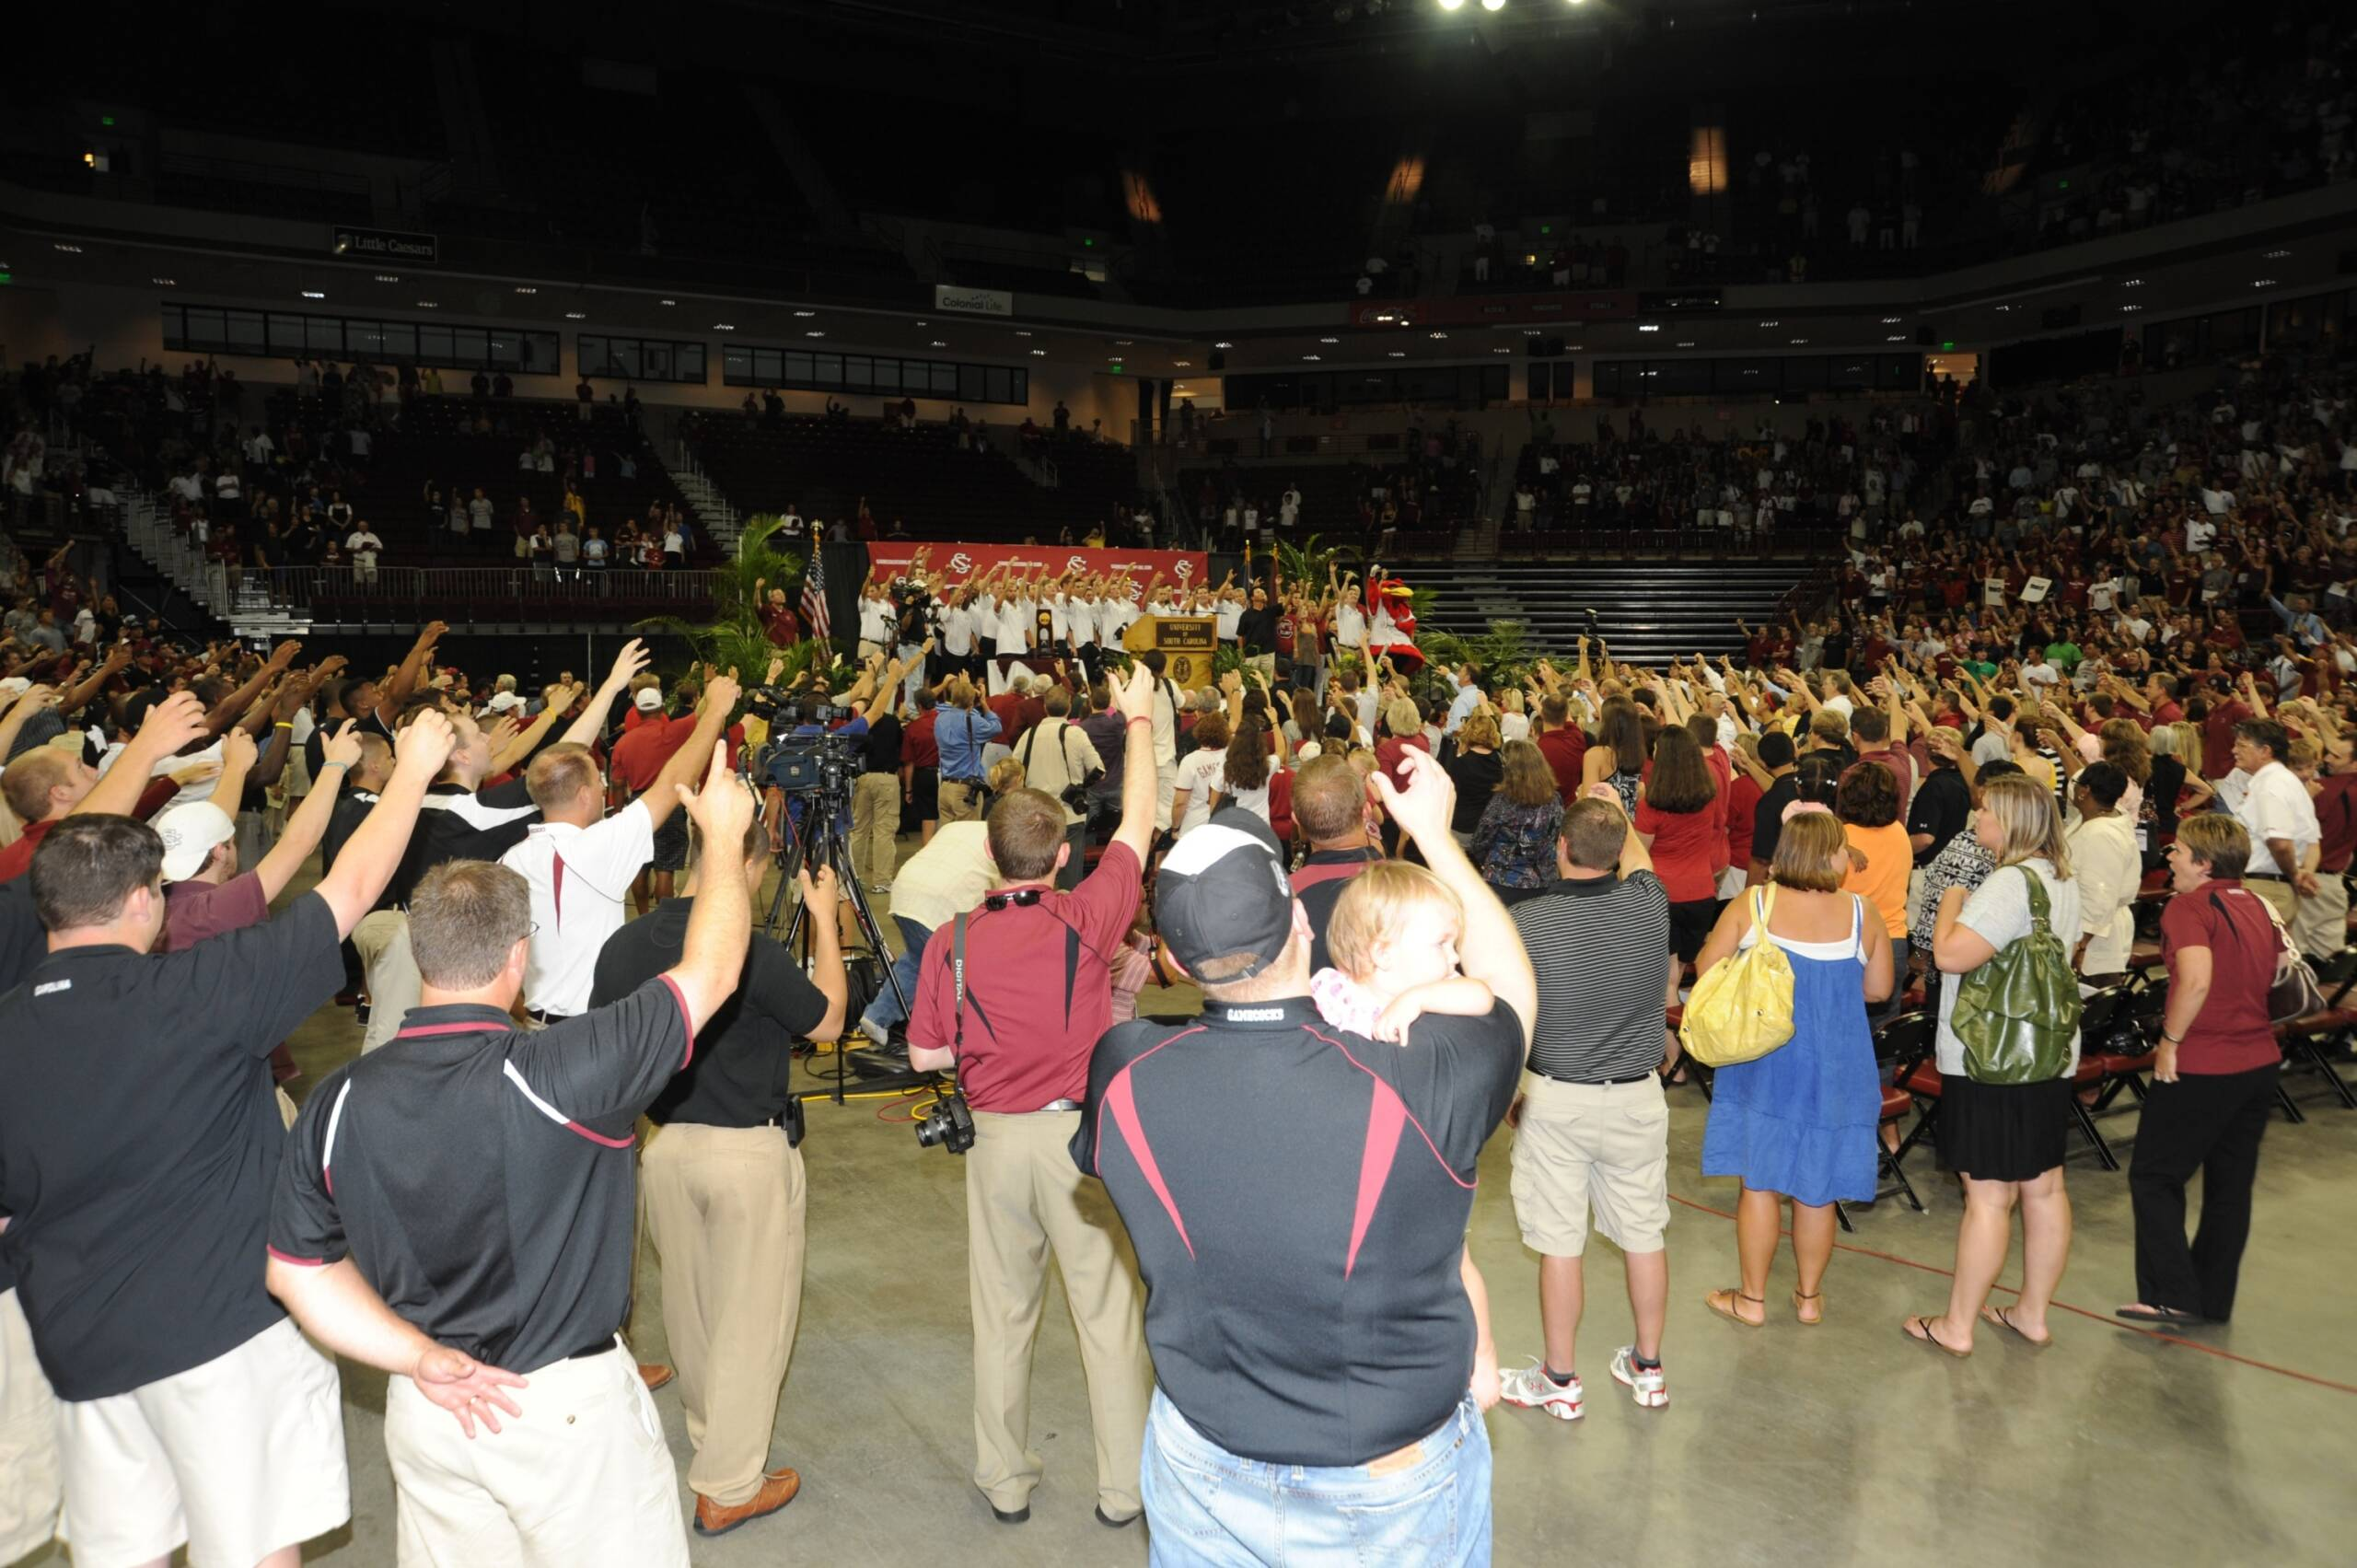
[
  {"x1": 861, "y1": 914, "x2": 932, "y2": 1034},
  {"x1": 1141, "y1": 1388, "x2": 1492, "y2": 1567}
]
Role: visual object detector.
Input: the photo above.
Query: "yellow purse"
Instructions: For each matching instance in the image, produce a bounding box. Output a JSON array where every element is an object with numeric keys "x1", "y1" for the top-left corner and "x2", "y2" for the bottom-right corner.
[{"x1": 1679, "y1": 885, "x2": 1797, "y2": 1068}]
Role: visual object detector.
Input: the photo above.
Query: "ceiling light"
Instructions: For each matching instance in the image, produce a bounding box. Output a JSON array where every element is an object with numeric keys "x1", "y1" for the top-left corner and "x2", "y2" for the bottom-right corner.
[
  {"x1": 1480, "y1": 0, "x2": 1506, "y2": 11},
  {"x1": 1638, "y1": 324, "x2": 1661, "y2": 333},
  {"x1": 514, "y1": 285, "x2": 537, "y2": 295},
  {"x1": 1214, "y1": 340, "x2": 1235, "y2": 348},
  {"x1": 1439, "y1": 0, "x2": 1464, "y2": 10},
  {"x1": 1880, "y1": 316, "x2": 1901, "y2": 324},
  {"x1": 152, "y1": 276, "x2": 176, "y2": 286},
  {"x1": 1493, "y1": 347, "x2": 1513, "y2": 354},
  {"x1": 1116, "y1": 340, "x2": 1133, "y2": 346},
  {"x1": 2123, "y1": 278, "x2": 2144, "y2": 287},
  {"x1": 1030, "y1": 349, "x2": 1046, "y2": 356},
  {"x1": 2254, "y1": 278, "x2": 2278, "y2": 288},
  {"x1": 1790, "y1": 337, "x2": 1808, "y2": 344},
  {"x1": 1388, "y1": 351, "x2": 1407, "y2": 358},
  {"x1": 1994, "y1": 305, "x2": 2011, "y2": 313},
  {"x1": 2121, "y1": 306, "x2": 2143, "y2": 314},
  {"x1": 1319, "y1": 337, "x2": 1340, "y2": 344},
  {"x1": 659, "y1": 297, "x2": 677, "y2": 306},
  {"x1": 1886, "y1": 333, "x2": 1907, "y2": 341},
  {"x1": 1677, "y1": 341, "x2": 1695, "y2": 348},
  {"x1": 374, "y1": 273, "x2": 400, "y2": 283},
  {"x1": 1522, "y1": 330, "x2": 1541, "y2": 337},
  {"x1": 714, "y1": 322, "x2": 736, "y2": 331},
  {"x1": 1016, "y1": 330, "x2": 1033, "y2": 337},
  {"x1": 1375, "y1": 312, "x2": 1397, "y2": 322},
  {"x1": 2264, "y1": 249, "x2": 2290, "y2": 260},
  {"x1": 301, "y1": 290, "x2": 325, "y2": 299},
  {"x1": 52, "y1": 242, "x2": 82, "y2": 253},
  {"x1": 806, "y1": 331, "x2": 826, "y2": 338},
  {"x1": 1304, "y1": 354, "x2": 1322, "y2": 361},
  {"x1": 793, "y1": 309, "x2": 816, "y2": 318},
  {"x1": 417, "y1": 299, "x2": 438, "y2": 308},
  {"x1": 929, "y1": 340, "x2": 946, "y2": 347},
  {"x1": 564, "y1": 311, "x2": 586, "y2": 319},
  {"x1": 916, "y1": 320, "x2": 928, "y2": 327},
  {"x1": 1428, "y1": 331, "x2": 1447, "y2": 340},
  {"x1": 1758, "y1": 319, "x2": 1779, "y2": 328},
  {"x1": 1173, "y1": 360, "x2": 1192, "y2": 367}
]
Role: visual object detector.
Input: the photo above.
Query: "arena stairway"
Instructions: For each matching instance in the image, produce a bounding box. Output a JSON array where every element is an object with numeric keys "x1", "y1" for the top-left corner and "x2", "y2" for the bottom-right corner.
[{"x1": 1406, "y1": 559, "x2": 1821, "y2": 668}]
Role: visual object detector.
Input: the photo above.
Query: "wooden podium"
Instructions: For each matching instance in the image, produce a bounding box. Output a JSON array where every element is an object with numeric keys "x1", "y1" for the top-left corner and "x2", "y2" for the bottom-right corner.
[{"x1": 1122, "y1": 614, "x2": 1219, "y2": 691}]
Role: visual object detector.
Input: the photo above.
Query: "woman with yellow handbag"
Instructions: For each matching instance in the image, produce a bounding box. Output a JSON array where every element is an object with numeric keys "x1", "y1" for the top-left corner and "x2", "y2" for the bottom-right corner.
[{"x1": 1689, "y1": 810, "x2": 1895, "y2": 1327}]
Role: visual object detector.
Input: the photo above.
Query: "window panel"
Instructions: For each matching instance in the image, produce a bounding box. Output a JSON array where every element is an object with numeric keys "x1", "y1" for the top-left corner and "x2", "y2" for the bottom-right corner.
[
  {"x1": 268, "y1": 314, "x2": 308, "y2": 354},
  {"x1": 306, "y1": 317, "x2": 343, "y2": 354},
  {"x1": 380, "y1": 322, "x2": 415, "y2": 359},
  {"x1": 843, "y1": 355, "x2": 873, "y2": 390},
  {"x1": 183, "y1": 308, "x2": 227, "y2": 351},
  {"x1": 224, "y1": 309, "x2": 266, "y2": 354},
  {"x1": 723, "y1": 345, "x2": 754, "y2": 381},
  {"x1": 453, "y1": 328, "x2": 489, "y2": 365},
  {"x1": 677, "y1": 343, "x2": 706, "y2": 382},
  {"x1": 348, "y1": 321, "x2": 386, "y2": 357},
  {"x1": 418, "y1": 325, "x2": 454, "y2": 364}
]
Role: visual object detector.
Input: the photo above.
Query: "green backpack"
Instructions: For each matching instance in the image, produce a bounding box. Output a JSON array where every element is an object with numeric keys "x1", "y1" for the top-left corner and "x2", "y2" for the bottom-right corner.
[{"x1": 1951, "y1": 865, "x2": 2083, "y2": 1086}]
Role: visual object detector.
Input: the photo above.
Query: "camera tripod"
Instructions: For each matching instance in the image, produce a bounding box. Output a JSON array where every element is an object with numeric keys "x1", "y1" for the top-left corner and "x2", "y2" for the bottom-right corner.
[{"x1": 763, "y1": 778, "x2": 945, "y2": 1107}]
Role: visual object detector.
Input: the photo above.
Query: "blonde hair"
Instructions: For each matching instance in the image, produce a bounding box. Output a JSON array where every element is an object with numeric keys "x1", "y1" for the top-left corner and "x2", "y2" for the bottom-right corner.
[
  {"x1": 1384, "y1": 697, "x2": 1422, "y2": 738},
  {"x1": 2175, "y1": 812, "x2": 2252, "y2": 879},
  {"x1": 1981, "y1": 772, "x2": 2073, "y2": 880},
  {"x1": 2163, "y1": 721, "x2": 2203, "y2": 769},
  {"x1": 985, "y1": 757, "x2": 1027, "y2": 796},
  {"x1": 1326, "y1": 861, "x2": 1463, "y2": 981},
  {"x1": 1770, "y1": 810, "x2": 1850, "y2": 893},
  {"x1": 1457, "y1": 712, "x2": 1503, "y2": 751}
]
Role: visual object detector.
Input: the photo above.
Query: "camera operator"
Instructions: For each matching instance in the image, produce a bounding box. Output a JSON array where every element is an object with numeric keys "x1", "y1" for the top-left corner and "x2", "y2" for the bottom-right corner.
[
  {"x1": 904, "y1": 661, "x2": 1161, "y2": 1529},
  {"x1": 589, "y1": 810, "x2": 847, "y2": 1538},
  {"x1": 1074, "y1": 750, "x2": 1536, "y2": 1559},
  {"x1": 893, "y1": 564, "x2": 936, "y2": 708},
  {"x1": 0, "y1": 708, "x2": 457, "y2": 1568},
  {"x1": 936, "y1": 675, "x2": 1003, "y2": 825},
  {"x1": 264, "y1": 742, "x2": 760, "y2": 1568},
  {"x1": 1014, "y1": 666, "x2": 1107, "y2": 891}
]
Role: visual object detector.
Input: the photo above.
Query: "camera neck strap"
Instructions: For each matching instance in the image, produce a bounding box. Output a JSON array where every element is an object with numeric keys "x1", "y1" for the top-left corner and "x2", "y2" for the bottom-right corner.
[{"x1": 951, "y1": 910, "x2": 970, "y2": 1059}]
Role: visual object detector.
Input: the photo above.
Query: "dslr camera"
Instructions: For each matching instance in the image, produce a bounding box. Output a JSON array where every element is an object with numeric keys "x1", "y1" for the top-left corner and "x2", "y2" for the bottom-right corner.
[{"x1": 913, "y1": 1086, "x2": 976, "y2": 1155}]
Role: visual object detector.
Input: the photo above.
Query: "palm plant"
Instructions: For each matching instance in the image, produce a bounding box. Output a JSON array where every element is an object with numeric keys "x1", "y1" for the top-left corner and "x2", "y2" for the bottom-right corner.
[{"x1": 637, "y1": 513, "x2": 828, "y2": 682}]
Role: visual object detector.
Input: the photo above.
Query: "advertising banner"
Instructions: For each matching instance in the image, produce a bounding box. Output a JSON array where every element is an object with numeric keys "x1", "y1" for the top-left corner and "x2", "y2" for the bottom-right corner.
[{"x1": 864, "y1": 543, "x2": 1208, "y2": 593}]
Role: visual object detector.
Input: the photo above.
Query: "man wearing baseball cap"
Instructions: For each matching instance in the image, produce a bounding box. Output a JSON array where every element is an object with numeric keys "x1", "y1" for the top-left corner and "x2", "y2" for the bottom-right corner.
[
  {"x1": 1074, "y1": 750, "x2": 1536, "y2": 1563},
  {"x1": 153, "y1": 721, "x2": 365, "y2": 954}
]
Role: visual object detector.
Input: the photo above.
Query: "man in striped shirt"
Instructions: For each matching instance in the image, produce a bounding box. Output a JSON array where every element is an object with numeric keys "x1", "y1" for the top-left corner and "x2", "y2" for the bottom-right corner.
[{"x1": 1497, "y1": 796, "x2": 1679, "y2": 1420}]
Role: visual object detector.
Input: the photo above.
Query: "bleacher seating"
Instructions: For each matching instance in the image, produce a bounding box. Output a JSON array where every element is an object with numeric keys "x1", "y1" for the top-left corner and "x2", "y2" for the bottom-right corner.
[{"x1": 682, "y1": 414, "x2": 1137, "y2": 545}]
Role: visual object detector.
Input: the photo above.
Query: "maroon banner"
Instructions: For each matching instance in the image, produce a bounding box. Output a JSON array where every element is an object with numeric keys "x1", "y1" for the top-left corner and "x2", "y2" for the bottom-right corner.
[{"x1": 863, "y1": 542, "x2": 1210, "y2": 595}]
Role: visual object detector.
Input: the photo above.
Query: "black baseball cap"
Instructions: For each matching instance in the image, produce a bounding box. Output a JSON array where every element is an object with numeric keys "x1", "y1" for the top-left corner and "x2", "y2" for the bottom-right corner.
[{"x1": 1155, "y1": 810, "x2": 1296, "y2": 982}]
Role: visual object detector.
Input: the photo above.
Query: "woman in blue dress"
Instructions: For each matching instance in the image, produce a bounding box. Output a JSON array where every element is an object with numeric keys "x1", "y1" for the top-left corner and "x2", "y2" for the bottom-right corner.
[{"x1": 1691, "y1": 807, "x2": 1893, "y2": 1326}]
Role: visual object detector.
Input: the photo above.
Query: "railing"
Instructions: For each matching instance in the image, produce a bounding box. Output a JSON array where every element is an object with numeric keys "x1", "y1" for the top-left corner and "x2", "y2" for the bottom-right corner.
[{"x1": 260, "y1": 565, "x2": 723, "y2": 621}]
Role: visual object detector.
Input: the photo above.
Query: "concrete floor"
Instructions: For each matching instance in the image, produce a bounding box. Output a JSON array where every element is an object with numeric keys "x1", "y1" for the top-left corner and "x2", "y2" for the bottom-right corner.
[{"x1": 25, "y1": 859, "x2": 2357, "y2": 1567}]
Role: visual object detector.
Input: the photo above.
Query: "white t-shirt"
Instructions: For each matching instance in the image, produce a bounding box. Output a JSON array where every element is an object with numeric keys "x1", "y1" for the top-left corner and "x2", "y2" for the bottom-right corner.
[
  {"x1": 1068, "y1": 598, "x2": 1098, "y2": 646},
  {"x1": 942, "y1": 602, "x2": 976, "y2": 656},
  {"x1": 858, "y1": 595, "x2": 895, "y2": 645},
  {"x1": 1933, "y1": 859, "x2": 2083, "y2": 1075},
  {"x1": 500, "y1": 803, "x2": 657, "y2": 1016},
  {"x1": 993, "y1": 597, "x2": 1032, "y2": 653},
  {"x1": 1173, "y1": 748, "x2": 1225, "y2": 835},
  {"x1": 1215, "y1": 601, "x2": 1244, "y2": 641},
  {"x1": 346, "y1": 530, "x2": 381, "y2": 562},
  {"x1": 887, "y1": 822, "x2": 994, "y2": 930}
]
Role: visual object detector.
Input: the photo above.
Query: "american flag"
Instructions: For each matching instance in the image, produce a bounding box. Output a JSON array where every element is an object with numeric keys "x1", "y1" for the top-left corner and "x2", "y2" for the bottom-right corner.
[{"x1": 799, "y1": 550, "x2": 831, "y2": 643}]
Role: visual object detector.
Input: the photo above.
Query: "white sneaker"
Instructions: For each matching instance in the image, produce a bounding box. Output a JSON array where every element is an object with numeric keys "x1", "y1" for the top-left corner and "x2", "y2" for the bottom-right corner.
[
  {"x1": 1497, "y1": 1360, "x2": 1584, "y2": 1422},
  {"x1": 857, "y1": 1016, "x2": 890, "y2": 1048},
  {"x1": 1609, "y1": 1347, "x2": 1668, "y2": 1409}
]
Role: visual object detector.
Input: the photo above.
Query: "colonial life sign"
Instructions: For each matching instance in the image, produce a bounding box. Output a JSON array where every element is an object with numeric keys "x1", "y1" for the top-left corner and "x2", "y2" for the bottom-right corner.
[
  {"x1": 932, "y1": 284, "x2": 1014, "y2": 318},
  {"x1": 331, "y1": 226, "x2": 438, "y2": 264}
]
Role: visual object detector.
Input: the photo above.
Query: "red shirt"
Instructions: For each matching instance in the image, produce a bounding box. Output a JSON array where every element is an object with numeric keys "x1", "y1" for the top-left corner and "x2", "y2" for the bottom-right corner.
[
  {"x1": 2160, "y1": 884, "x2": 2286, "y2": 1074},
  {"x1": 2200, "y1": 700, "x2": 2249, "y2": 781},
  {"x1": 0, "y1": 817, "x2": 60, "y2": 883},
  {"x1": 902, "y1": 708, "x2": 941, "y2": 770},
  {"x1": 162, "y1": 871, "x2": 270, "y2": 951},
  {"x1": 2315, "y1": 772, "x2": 2357, "y2": 873},
  {"x1": 906, "y1": 842, "x2": 1144, "y2": 1110},
  {"x1": 610, "y1": 714, "x2": 697, "y2": 793},
  {"x1": 1375, "y1": 733, "x2": 1431, "y2": 788},
  {"x1": 1634, "y1": 799, "x2": 1721, "y2": 903},
  {"x1": 1724, "y1": 771, "x2": 1763, "y2": 869},
  {"x1": 762, "y1": 604, "x2": 801, "y2": 647},
  {"x1": 1536, "y1": 726, "x2": 1586, "y2": 805},
  {"x1": 987, "y1": 692, "x2": 1027, "y2": 748}
]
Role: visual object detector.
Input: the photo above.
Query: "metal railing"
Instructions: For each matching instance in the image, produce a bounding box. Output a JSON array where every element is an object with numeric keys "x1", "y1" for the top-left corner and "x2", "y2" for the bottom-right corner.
[{"x1": 249, "y1": 565, "x2": 723, "y2": 620}]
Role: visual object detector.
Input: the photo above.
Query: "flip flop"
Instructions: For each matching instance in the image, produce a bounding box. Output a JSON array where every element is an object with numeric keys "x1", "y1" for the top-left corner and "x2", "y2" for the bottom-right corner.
[
  {"x1": 1979, "y1": 1304, "x2": 2053, "y2": 1348},
  {"x1": 2114, "y1": 1304, "x2": 2211, "y2": 1326},
  {"x1": 1902, "y1": 1315, "x2": 1971, "y2": 1359},
  {"x1": 1706, "y1": 1289, "x2": 1766, "y2": 1328}
]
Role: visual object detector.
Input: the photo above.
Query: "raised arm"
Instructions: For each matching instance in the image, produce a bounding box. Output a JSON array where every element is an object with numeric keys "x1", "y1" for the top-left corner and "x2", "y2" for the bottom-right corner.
[
  {"x1": 76, "y1": 691, "x2": 210, "y2": 819},
  {"x1": 561, "y1": 637, "x2": 654, "y2": 747},
  {"x1": 1373, "y1": 747, "x2": 1538, "y2": 1053},
  {"x1": 204, "y1": 641, "x2": 298, "y2": 736},
  {"x1": 204, "y1": 727, "x2": 259, "y2": 819},
  {"x1": 251, "y1": 722, "x2": 360, "y2": 901},
  {"x1": 639, "y1": 673, "x2": 740, "y2": 832},
  {"x1": 377, "y1": 621, "x2": 447, "y2": 724},
  {"x1": 1107, "y1": 662, "x2": 1160, "y2": 863},
  {"x1": 664, "y1": 742, "x2": 759, "y2": 1030}
]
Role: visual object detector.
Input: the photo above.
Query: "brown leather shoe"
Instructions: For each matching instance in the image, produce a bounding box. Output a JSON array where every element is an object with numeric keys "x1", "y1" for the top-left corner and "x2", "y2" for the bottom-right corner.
[
  {"x1": 693, "y1": 1469, "x2": 802, "y2": 1537},
  {"x1": 636, "y1": 1362, "x2": 674, "y2": 1391}
]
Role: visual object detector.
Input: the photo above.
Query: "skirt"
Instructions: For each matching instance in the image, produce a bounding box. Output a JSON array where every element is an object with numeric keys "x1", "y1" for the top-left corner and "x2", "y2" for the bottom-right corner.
[{"x1": 1937, "y1": 1074, "x2": 2073, "y2": 1181}]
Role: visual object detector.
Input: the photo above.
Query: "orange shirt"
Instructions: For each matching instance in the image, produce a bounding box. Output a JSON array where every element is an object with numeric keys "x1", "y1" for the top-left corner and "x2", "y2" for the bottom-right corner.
[{"x1": 1842, "y1": 820, "x2": 1912, "y2": 938}]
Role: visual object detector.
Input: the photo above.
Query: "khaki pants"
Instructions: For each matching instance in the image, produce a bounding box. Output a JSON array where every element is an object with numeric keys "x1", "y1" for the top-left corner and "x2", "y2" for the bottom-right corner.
[
  {"x1": 354, "y1": 909, "x2": 422, "y2": 1053},
  {"x1": 851, "y1": 772, "x2": 901, "y2": 889},
  {"x1": 2245, "y1": 876, "x2": 2298, "y2": 928},
  {"x1": 965, "y1": 1109, "x2": 1152, "y2": 1517},
  {"x1": 939, "y1": 778, "x2": 985, "y2": 825},
  {"x1": 384, "y1": 1345, "x2": 688, "y2": 1568},
  {"x1": 638, "y1": 1123, "x2": 807, "y2": 1509},
  {"x1": 2292, "y1": 872, "x2": 2350, "y2": 962},
  {"x1": 0, "y1": 1289, "x2": 60, "y2": 1567}
]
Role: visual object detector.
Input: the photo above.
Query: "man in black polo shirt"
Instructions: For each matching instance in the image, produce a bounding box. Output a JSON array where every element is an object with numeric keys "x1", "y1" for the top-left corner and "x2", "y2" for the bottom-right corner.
[
  {"x1": 1075, "y1": 749, "x2": 1534, "y2": 1562},
  {"x1": 589, "y1": 819, "x2": 846, "y2": 1538},
  {"x1": 1288, "y1": 753, "x2": 1380, "y2": 971},
  {"x1": 1747, "y1": 728, "x2": 1801, "y2": 883},
  {"x1": 0, "y1": 872, "x2": 56, "y2": 1564},
  {"x1": 266, "y1": 740, "x2": 760, "y2": 1568},
  {"x1": 0, "y1": 710, "x2": 455, "y2": 1568},
  {"x1": 1497, "y1": 795, "x2": 1679, "y2": 1422}
]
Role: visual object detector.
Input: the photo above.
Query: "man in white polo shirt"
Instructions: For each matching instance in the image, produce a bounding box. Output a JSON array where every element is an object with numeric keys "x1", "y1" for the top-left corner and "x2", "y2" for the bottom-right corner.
[
  {"x1": 2223, "y1": 717, "x2": 2319, "y2": 926},
  {"x1": 503, "y1": 668, "x2": 737, "y2": 1021}
]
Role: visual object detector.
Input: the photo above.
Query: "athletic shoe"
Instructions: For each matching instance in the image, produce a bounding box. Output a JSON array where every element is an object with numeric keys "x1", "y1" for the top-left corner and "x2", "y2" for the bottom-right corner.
[
  {"x1": 857, "y1": 1016, "x2": 891, "y2": 1048},
  {"x1": 1497, "y1": 1360, "x2": 1584, "y2": 1421},
  {"x1": 1609, "y1": 1346, "x2": 1668, "y2": 1409}
]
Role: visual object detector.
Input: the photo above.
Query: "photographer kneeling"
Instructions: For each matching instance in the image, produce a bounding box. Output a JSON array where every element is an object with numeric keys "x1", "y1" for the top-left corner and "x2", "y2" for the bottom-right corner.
[{"x1": 904, "y1": 661, "x2": 1162, "y2": 1529}]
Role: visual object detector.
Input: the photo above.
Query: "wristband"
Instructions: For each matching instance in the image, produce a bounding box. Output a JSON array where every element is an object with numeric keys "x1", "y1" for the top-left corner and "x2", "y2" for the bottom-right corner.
[
  {"x1": 320, "y1": 759, "x2": 349, "y2": 772},
  {"x1": 1127, "y1": 715, "x2": 1153, "y2": 728},
  {"x1": 274, "y1": 721, "x2": 295, "y2": 729}
]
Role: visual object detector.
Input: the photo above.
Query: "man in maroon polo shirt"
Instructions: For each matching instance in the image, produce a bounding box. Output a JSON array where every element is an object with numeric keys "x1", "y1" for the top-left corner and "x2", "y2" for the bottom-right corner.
[
  {"x1": 905, "y1": 661, "x2": 1160, "y2": 1530},
  {"x1": 1532, "y1": 693, "x2": 1586, "y2": 806}
]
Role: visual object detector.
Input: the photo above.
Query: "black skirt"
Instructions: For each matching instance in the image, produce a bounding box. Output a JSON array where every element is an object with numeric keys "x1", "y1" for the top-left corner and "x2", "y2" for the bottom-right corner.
[{"x1": 1937, "y1": 1073, "x2": 2073, "y2": 1182}]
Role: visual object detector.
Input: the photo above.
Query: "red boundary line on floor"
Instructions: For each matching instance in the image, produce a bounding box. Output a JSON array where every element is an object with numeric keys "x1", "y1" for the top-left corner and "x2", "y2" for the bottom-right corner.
[{"x1": 1666, "y1": 1192, "x2": 2357, "y2": 1397}]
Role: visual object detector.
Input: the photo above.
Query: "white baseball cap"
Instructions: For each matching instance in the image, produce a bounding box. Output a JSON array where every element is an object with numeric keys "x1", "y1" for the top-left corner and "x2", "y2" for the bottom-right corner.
[
  {"x1": 154, "y1": 801, "x2": 237, "y2": 883},
  {"x1": 634, "y1": 688, "x2": 663, "y2": 712}
]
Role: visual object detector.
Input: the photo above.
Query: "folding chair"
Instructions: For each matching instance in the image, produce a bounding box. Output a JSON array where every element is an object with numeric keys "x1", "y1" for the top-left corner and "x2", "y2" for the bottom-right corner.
[
  {"x1": 1836, "y1": 1009, "x2": 1934, "y2": 1232},
  {"x1": 2274, "y1": 947, "x2": 2357, "y2": 1111}
]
